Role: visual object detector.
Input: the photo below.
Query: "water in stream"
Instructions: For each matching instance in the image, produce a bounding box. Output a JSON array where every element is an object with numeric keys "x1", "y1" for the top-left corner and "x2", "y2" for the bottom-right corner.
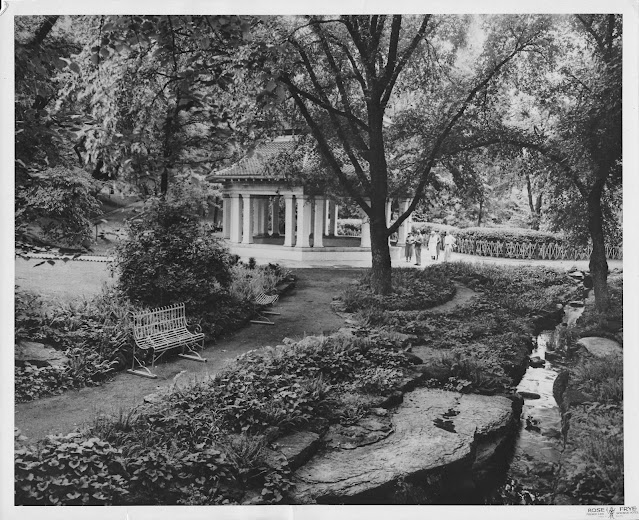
[{"x1": 499, "y1": 302, "x2": 586, "y2": 502}]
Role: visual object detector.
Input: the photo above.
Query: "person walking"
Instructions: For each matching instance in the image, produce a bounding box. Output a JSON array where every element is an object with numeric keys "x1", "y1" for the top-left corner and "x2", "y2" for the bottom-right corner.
[
  {"x1": 434, "y1": 231, "x2": 442, "y2": 261},
  {"x1": 428, "y1": 231, "x2": 438, "y2": 261},
  {"x1": 443, "y1": 231, "x2": 456, "y2": 262},
  {"x1": 405, "y1": 232, "x2": 415, "y2": 262},
  {"x1": 414, "y1": 231, "x2": 423, "y2": 266}
]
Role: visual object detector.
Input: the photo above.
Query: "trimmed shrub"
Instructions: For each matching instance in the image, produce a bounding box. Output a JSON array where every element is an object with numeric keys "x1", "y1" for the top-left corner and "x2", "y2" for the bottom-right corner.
[{"x1": 455, "y1": 226, "x2": 562, "y2": 246}]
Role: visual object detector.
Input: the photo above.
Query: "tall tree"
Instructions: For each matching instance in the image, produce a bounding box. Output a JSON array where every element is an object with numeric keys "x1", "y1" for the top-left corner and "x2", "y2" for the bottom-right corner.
[
  {"x1": 446, "y1": 15, "x2": 621, "y2": 311},
  {"x1": 262, "y1": 15, "x2": 550, "y2": 293},
  {"x1": 56, "y1": 15, "x2": 265, "y2": 194}
]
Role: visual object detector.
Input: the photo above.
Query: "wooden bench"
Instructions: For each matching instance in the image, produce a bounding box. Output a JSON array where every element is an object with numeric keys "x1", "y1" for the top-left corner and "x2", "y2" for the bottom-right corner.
[
  {"x1": 127, "y1": 303, "x2": 206, "y2": 379},
  {"x1": 250, "y1": 292, "x2": 280, "y2": 325}
]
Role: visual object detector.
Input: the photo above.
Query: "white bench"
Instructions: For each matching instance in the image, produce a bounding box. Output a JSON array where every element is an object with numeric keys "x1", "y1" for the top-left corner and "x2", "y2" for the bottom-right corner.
[
  {"x1": 250, "y1": 293, "x2": 280, "y2": 325},
  {"x1": 127, "y1": 303, "x2": 206, "y2": 379}
]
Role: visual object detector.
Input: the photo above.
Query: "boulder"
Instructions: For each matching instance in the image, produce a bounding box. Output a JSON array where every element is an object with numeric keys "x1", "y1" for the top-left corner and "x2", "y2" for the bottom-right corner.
[
  {"x1": 290, "y1": 389, "x2": 516, "y2": 504},
  {"x1": 265, "y1": 431, "x2": 321, "y2": 471},
  {"x1": 529, "y1": 356, "x2": 545, "y2": 368},
  {"x1": 577, "y1": 337, "x2": 622, "y2": 358},
  {"x1": 15, "y1": 340, "x2": 68, "y2": 368}
]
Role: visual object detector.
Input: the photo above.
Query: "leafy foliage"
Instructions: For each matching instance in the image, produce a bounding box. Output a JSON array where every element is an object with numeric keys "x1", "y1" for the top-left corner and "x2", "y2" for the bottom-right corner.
[
  {"x1": 15, "y1": 166, "x2": 101, "y2": 247},
  {"x1": 114, "y1": 197, "x2": 232, "y2": 309},
  {"x1": 341, "y1": 268, "x2": 456, "y2": 312}
]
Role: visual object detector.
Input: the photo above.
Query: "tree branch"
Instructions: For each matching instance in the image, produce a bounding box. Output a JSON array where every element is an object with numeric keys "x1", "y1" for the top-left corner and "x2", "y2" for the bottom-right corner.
[
  {"x1": 381, "y1": 15, "x2": 432, "y2": 107},
  {"x1": 287, "y1": 87, "x2": 369, "y2": 213}
]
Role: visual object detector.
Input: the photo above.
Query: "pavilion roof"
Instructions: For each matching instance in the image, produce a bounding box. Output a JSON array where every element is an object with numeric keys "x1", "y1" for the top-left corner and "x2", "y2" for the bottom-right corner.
[{"x1": 207, "y1": 136, "x2": 296, "y2": 182}]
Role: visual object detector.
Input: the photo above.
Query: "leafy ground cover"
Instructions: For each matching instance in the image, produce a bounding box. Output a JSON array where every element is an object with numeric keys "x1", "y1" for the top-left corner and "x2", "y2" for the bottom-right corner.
[
  {"x1": 553, "y1": 275, "x2": 623, "y2": 504},
  {"x1": 345, "y1": 262, "x2": 578, "y2": 394},
  {"x1": 15, "y1": 330, "x2": 415, "y2": 505},
  {"x1": 14, "y1": 262, "x2": 584, "y2": 505}
]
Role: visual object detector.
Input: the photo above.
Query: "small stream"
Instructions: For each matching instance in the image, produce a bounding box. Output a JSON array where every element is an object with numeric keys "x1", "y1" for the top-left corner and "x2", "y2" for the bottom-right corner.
[{"x1": 499, "y1": 301, "x2": 586, "y2": 501}]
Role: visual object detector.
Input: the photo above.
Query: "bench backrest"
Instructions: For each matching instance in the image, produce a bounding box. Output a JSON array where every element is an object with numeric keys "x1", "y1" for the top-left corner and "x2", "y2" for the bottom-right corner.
[{"x1": 133, "y1": 303, "x2": 189, "y2": 340}]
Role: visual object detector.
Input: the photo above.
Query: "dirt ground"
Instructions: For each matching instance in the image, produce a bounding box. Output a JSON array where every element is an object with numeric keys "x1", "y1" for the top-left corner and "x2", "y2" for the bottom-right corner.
[{"x1": 14, "y1": 268, "x2": 363, "y2": 442}]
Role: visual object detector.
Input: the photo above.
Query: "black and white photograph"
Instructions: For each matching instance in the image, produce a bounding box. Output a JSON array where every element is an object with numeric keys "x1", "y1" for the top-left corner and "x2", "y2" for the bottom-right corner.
[{"x1": 2, "y1": 0, "x2": 637, "y2": 518}]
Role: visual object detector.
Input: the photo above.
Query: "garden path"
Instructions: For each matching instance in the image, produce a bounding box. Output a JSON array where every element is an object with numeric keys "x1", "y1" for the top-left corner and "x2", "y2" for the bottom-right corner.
[{"x1": 14, "y1": 269, "x2": 362, "y2": 442}]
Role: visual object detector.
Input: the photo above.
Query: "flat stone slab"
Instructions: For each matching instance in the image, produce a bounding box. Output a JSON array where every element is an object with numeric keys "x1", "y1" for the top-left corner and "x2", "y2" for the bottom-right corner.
[
  {"x1": 15, "y1": 340, "x2": 69, "y2": 368},
  {"x1": 266, "y1": 431, "x2": 321, "y2": 471},
  {"x1": 577, "y1": 337, "x2": 622, "y2": 358},
  {"x1": 290, "y1": 388, "x2": 515, "y2": 504}
]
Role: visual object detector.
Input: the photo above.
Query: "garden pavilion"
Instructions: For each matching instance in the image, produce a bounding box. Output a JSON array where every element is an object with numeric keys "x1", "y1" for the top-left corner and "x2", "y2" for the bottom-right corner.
[{"x1": 207, "y1": 135, "x2": 414, "y2": 262}]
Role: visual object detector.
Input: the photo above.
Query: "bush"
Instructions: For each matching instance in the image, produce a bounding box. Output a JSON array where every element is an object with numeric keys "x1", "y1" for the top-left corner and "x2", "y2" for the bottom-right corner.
[
  {"x1": 15, "y1": 166, "x2": 101, "y2": 247},
  {"x1": 340, "y1": 267, "x2": 456, "y2": 312},
  {"x1": 455, "y1": 226, "x2": 562, "y2": 245},
  {"x1": 114, "y1": 197, "x2": 232, "y2": 310},
  {"x1": 337, "y1": 218, "x2": 361, "y2": 236}
]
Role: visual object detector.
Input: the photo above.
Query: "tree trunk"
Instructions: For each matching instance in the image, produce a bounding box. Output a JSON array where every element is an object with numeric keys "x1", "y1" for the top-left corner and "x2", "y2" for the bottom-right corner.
[
  {"x1": 587, "y1": 189, "x2": 609, "y2": 312},
  {"x1": 369, "y1": 212, "x2": 392, "y2": 295},
  {"x1": 477, "y1": 199, "x2": 483, "y2": 227}
]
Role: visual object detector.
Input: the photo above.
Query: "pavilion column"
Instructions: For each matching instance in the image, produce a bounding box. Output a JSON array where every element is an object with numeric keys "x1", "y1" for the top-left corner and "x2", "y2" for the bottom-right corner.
[
  {"x1": 229, "y1": 194, "x2": 242, "y2": 243},
  {"x1": 242, "y1": 194, "x2": 254, "y2": 244},
  {"x1": 397, "y1": 198, "x2": 412, "y2": 247},
  {"x1": 271, "y1": 196, "x2": 280, "y2": 236},
  {"x1": 296, "y1": 196, "x2": 312, "y2": 248},
  {"x1": 253, "y1": 198, "x2": 261, "y2": 237},
  {"x1": 329, "y1": 202, "x2": 338, "y2": 236},
  {"x1": 283, "y1": 194, "x2": 296, "y2": 247},
  {"x1": 360, "y1": 200, "x2": 371, "y2": 248},
  {"x1": 222, "y1": 196, "x2": 231, "y2": 239},
  {"x1": 386, "y1": 199, "x2": 393, "y2": 245},
  {"x1": 261, "y1": 198, "x2": 270, "y2": 236},
  {"x1": 313, "y1": 197, "x2": 325, "y2": 248}
]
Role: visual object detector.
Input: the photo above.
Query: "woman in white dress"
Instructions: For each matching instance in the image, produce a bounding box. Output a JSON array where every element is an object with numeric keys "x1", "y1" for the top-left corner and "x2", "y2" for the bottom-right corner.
[
  {"x1": 428, "y1": 231, "x2": 438, "y2": 261},
  {"x1": 443, "y1": 231, "x2": 456, "y2": 262}
]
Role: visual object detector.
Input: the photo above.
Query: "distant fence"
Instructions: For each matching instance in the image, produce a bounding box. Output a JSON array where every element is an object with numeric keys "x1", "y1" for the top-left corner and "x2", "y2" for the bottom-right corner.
[{"x1": 456, "y1": 239, "x2": 622, "y2": 261}]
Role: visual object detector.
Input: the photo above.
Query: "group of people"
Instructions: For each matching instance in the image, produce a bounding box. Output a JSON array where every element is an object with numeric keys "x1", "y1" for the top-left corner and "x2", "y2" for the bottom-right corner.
[{"x1": 404, "y1": 229, "x2": 456, "y2": 265}]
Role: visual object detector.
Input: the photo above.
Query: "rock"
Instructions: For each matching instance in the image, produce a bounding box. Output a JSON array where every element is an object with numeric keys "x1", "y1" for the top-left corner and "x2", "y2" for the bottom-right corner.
[
  {"x1": 290, "y1": 389, "x2": 517, "y2": 504},
  {"x1": 552, "y1": 370, "x2": 570, "y2": 407},
  {"x1": 265, "y1": 431, "x2": 321, "y2": 471},
  {"x1": 378, "y1": 391, "x2": 404, "y2": 409},
  {"x1": 568, "y1": 271, "x2": 584, "y2": 281},
  {"x1": 143, "y1": 392, "x2": 164, "y2": 404},
  {"x1": 392, "y1": 333, "x2": 419, "y2": 348},
  {"x1": 413, "y1": 364, "x2": 452, "y2": 382},
  {"x1": 517, "y1": 391, "x2": 541, "y2": 400},
  {"x1": 15, "y1": 340, "x2": 69, "y2": 368},
  {"x1": 402, "y1": 351, "x2": 423, "y2": 365},
  {"x1": 529, "y1": 356, "x2": 545, "y2": 368},
  {"x1": 577, "y1": 337, "x2": 622, "y2": 358},
  {"x1": 544, "y1": 350, "x2": 561, "y2": 362},
  {"x1": 325, "y1": 415, "x2": 393, "y2": 450},
  {"x1": 370, "y1": 407, "x2": 389, "y2": 417},
  {"x1": 567, "y1": 300, "x2": 584, "y2": 307}
]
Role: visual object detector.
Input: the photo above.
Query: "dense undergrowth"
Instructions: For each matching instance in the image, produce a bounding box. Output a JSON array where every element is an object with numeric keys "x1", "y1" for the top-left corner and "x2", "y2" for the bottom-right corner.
[
  {"x1": 16, "y1": 262, "x2": 594, "y2": 505},
  {"x1": 15, "y1": 196, "x2": 293, "y2": 402},
  {"x1": 15, "y1": 330, "x2": 413, "y2": 505},
  {"x1": 554, "y1": 275, "x2": 624, "y2": 504}
]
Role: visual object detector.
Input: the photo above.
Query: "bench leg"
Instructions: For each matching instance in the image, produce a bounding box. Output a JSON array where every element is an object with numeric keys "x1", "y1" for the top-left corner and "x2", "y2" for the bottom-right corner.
[
  {"x1": 178, "y1": 341, "x2": 207, "y2": 363},
  {"x1": 127, "y1": 366, "x2": 158, "y2": 379},
  {"x1": 127, "y1": 348, "x2": 158, "y2": 379}
]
